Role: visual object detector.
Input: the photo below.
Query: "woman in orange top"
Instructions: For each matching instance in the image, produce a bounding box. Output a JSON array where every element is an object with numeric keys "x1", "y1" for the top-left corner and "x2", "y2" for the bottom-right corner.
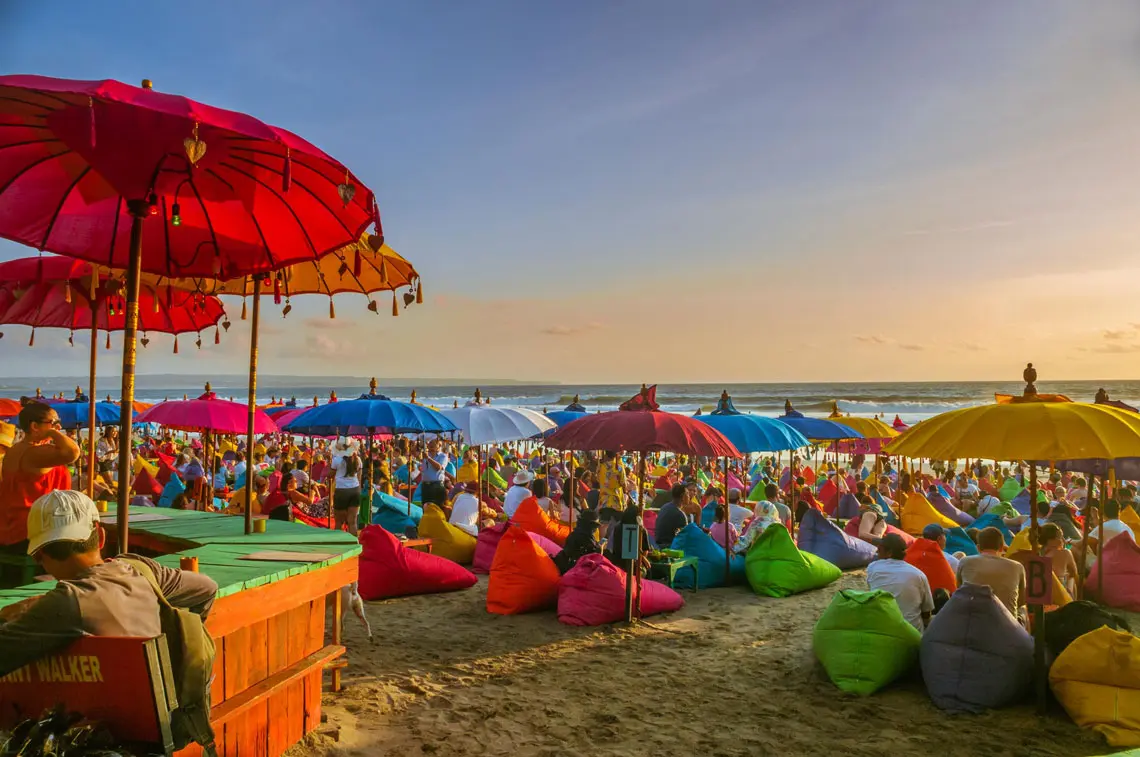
[{"x1": 0, "y1": 402, "x2": 80, "y2": 549}]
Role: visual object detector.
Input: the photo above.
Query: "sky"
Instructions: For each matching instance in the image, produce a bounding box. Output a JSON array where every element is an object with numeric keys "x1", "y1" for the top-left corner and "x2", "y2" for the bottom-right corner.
[{"x1": 3, "y1": 1, "x2": 1140, "y2": 384}]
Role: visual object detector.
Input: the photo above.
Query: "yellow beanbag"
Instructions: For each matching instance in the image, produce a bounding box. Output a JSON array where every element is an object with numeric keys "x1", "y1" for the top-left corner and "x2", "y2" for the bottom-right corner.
[
  {"x1": 132, "y1": 457, "x2": 158, "y2": 477},
  {"x1": 418, "y1": 503, "x2": 477, "y2": 564},
  {"x1": 1050, "y1": 626, "x2": 1140, "y2": 747},
  {"x1": 900, "y1": 493, "x2": 957, "y2": 536},
  {"x1": 1122, "y1": 506, "x2": 1140, "y2": 535}
]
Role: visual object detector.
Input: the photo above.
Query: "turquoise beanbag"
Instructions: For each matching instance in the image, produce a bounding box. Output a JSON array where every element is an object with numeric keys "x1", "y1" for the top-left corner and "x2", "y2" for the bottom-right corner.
[
  {"x1": 971, "y1": 512, "x2": 1014, "y2": 545},
  {"x1": 157, "y1": 474, "x2": 185, "y2": 508},
  {"x1": 945, "y1": 526, "x2": 979, "y2": 556},
  {"x1": 669, "y1": 523, "x2": 745, "y2": 589},
  {"x1": 372, "y1": 491, "x2": 423, "y2": 535}
]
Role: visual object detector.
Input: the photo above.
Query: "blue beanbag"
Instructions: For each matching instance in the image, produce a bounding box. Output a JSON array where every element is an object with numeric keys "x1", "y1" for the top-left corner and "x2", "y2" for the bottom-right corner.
[
  {"x1": 796, "y1": 509, "x2": 875, "y2": 570},
  {"x1": 157, "y1": 474, "x2": 185, "y2": 508},
  {"x1": 945, "y1": 526, "x2": 979, "y2": 556},
  {"x1": 700, "y1": 501, "x2": 717, "y2": 528},
  {"x1": 233, "y1": 471, "x2": 247, "y2": 492},
  {"x1": 873, "y1": 490, "x2": 900, "y2": 526},
  {"x1": 971, "y1": 512, "x2": 1014, "y2": 545},
  {"x1": 835, "y1": 493, "x2": 860, "y2": 520},
  {"x1": 670, "y1": 523, "x2": 745, "y2": 589},
  {"x1": 372, "y1": 491, "x2": 424, "y2": 535},
  {"x1": 1010, "y1": 488, "x2": 1032, "y2": 515}
]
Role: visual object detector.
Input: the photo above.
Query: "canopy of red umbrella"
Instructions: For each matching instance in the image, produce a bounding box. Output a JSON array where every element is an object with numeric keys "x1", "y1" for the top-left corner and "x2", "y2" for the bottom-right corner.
[
  {"x1": 545, "y1": 385, "x2": 740, "y2": 457},
  {"x1": 135, "y1": 388, "x2": 278, "y2": 434}
]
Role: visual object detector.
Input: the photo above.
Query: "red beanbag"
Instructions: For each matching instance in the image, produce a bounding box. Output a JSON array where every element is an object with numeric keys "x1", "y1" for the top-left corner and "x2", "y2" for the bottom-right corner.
[
  {"x1": 132, "y1": 467, "x2": 163, "y2": 498},
  {"x1": 487, "y1": 526, "x2": 560, "y2": 615},
  {"x1": 473, "y1": 521, "x2": 509, "y2": 574},
  {"x1": 358, "y1": 525, "x2": 478, "y2": 600},
  {"x1": 905, "y1": 537, "x2": 957, "y2": 594},
  {"x1": 154, "y1": 451, "x2": 177, "y2": 487},
  {"x1": 557, "y1": 554, "x2": 684, "y2": 626},
  {"x1": 844, "y1": 515, "x2": 915, "y2": 546},
  {"x1": 1086, "y1": 532, "x2": 1140, "y2": 611},
  {"x1": 510, "y1": 496, "x2": 570, "y2": 546}
]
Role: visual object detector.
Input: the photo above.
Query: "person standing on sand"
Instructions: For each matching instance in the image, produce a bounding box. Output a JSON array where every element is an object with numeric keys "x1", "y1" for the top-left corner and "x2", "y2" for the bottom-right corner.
[{"x1": 597, "y1": 451, "x2": 627, "y2": 510}]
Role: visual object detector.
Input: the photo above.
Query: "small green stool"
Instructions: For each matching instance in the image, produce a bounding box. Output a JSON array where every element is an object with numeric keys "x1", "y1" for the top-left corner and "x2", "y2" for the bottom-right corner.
[{"x1": 650, "y1": 556, "x2": 699, "y2": 591}]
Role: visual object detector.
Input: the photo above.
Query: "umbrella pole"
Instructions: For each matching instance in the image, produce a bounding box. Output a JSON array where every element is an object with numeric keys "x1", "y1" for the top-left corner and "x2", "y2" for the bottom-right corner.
[
  {"x1": 567, "y1": 451, "x2": 575, "y2": 528},
  {"x1": 1099, "y1": 463, "x2": 1111, "y2": 601},
  {"x1": 1028, "y1": 463, "x2": 1045, "y2": 714},
  {"x1": 244, "y1": 278, "x2": 262, "y2": 536},
  {"x1": 1079, "y1": 472, "x2": 1095, "y2": 600},
  {"x1": 87, "y1": 316, "x2": 98, "y2": 498},
  {"x1": 724, "y1": 456, "x2": 731, "y2": 585},
  {"x1": 114, "y1": 203, "x2": 147, "y2": 554},
  {"x1": 365, "y1": 432, "x2": 374, "y2": 531}
]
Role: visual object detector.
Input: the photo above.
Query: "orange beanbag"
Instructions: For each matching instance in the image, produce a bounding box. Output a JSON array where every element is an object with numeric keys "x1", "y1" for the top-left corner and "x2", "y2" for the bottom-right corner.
[
  {"x1": 510, "y1": 496, "x2": 570, "y2": 546},
  {"x1": 905, "y1": 537, "x2": 957, "y2": 594},
  {"x1": 486, "y1": 526, "x2": 561, "y2": 615}
]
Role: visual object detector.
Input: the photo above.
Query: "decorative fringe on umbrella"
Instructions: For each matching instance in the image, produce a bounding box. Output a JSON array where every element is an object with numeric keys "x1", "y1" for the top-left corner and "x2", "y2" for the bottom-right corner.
[
  {"x1": 63, "y1": 281, "x2": 71, "y2": 304},
  {"x1": 105, "y1": 332, "x2": 111, "y2": 350},
  {"x1": 371, "y1": 196, "x2": 383, "y2": 239},
  {"x1": 173, "y1": 335, "x2": 179, "y2": 354},
  {"x1": 215, "y1": 326, "x2": 220, "y2": 345},
  {"x1": 88, "y1": 96, "x2": 96, "y2": 149},
  {"x1": 416, "y1": 281, "x2": 423, "y2": 304},
  {"x1": 153, "y1": 294, "x2": 160, "y2": 314},
  {"x1": 241, "y1": 299, "x2": 248, "y2": 320},
  {"x1": 28, "y1": 329, "x2": 34, "y2": 347},
  {"x1": 392, "y1": 295, "x2": 399, "y2": 317},
  {"x1": 273, "y1": 275, "x2": 282, "y2": 305},
  {"x1": 282, "y1": 147, "x2": 291, "y2": 192},
  {"x1": 329, "y1": 299, "x2": 335, "y2": 319},
  {"x1": 68, "y1": 331, "x2": 74, "y2": 346}
]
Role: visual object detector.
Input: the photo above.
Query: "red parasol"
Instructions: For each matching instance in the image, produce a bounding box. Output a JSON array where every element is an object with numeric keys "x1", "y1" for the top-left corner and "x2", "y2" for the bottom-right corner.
[
  {"x1": 0, "y1": 75, "x2": 379, "y2": 548},
  {"x1": 0, "y1": 398, "x2": 20, "y2": 419}
]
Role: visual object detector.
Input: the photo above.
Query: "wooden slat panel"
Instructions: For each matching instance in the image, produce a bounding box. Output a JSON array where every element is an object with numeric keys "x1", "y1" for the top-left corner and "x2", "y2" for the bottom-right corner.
[
  {"x1": 266, "y1": 611, "x2": 290, "y2": 676},
  {"x1": 206, "y1": 558, "x2": 357, "y2": 639},
  {"x1": 284, "y1": 603, "x2": 308, "y2": 668},
  {"x1": 248, "y1": 619, "x2": 269, "y2": 689},
  {"x1": 223, "y1": 626, "x2": 250, "y2": 700},
  {"x1": 267, "y1": 680, "x2": 305, "y2": 756},
  {"x1": 304, "y1": 597, "x2": 325, "y2": 657},
  {"x1": 302, "y1": 668, "x2": 322, "y2": 736},
  {"x1": 211, "y1": 640, "x2": 226, "y2": 706},
  {"x1": 210, "y1": 646, "x2": 344, "y2": 726}
]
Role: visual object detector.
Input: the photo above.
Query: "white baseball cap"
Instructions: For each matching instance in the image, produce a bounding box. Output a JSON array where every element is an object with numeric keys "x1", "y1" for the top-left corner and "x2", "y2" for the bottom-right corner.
[{"x1": 27, "y1": 490, "x2": 100, "y2": 556}]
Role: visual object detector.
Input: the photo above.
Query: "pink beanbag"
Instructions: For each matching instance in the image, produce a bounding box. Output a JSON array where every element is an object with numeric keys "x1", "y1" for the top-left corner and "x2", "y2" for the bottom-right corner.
[
  {"x1": 473, "y1": 521, "x2": 509, "y2": 574},
  {"x1": 557, "y1": 554, "x2": 684, "y2": 626},
  {"x1": 844, "y1": 515, "x2": 915, "y2": 547},
  {"x1": 358, "y1": 525, "x2": 478, "y2": 600},
  {"x1": 642, "y1": 509, "x2": 658, "y2": 535},
  {"x1": 1086, "y1": 532, "x2": 1140, "y2": 611},
  {"x1": 528, "y1": 531, "x2": 563, "y2": 557}
]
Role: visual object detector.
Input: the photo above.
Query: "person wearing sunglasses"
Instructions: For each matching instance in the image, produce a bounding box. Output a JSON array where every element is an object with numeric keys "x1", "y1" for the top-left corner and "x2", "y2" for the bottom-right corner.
[{"x1": 0, "y1": 402, "x2": 80, "y2": 555}]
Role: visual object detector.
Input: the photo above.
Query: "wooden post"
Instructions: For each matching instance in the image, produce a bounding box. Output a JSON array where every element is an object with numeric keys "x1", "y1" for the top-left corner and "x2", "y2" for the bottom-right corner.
[
  {"x1": 86, "y1": 316, "x2": 99, "y2": 499},
  {"x1": 1028, "y1": 463, "x2": 1045, "y2": 714},
  {"x1": 330, "y1": 587, "x2": 343, "y2": 692},
  {"x1": 244, "y1": 278, "x2": 262, "y2": 536},
  {"x1": 114, "y1": 200, "x2": 147, "y2": 554},
  {"x1": 1100, "y1": 463, "x2": 1111, "y2": 601}
]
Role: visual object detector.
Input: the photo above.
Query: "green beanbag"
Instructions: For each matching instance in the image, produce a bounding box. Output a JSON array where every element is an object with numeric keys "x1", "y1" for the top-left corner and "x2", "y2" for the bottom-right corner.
[
  {"x1": 997, "y1": 477, "x2": 1023, "y2": 502},
  {"x1": 813, "y1": 589, "x2": 922, "y2": 695},
  {"x1": 745, "y1": 524, "x2": 841, "y2": 597}
]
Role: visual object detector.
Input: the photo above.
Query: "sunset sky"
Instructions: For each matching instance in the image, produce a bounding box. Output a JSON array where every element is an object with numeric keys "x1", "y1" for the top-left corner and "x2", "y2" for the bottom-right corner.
[{"x1": 4, "y1": 1, "x2": 1140, "y2": 383}]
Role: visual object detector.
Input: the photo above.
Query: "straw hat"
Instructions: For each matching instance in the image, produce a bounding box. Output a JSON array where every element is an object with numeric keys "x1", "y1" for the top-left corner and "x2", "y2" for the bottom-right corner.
[
  {"x1": 512, "y1": 470, "x2": 535, "y2": 486},
  {"x1": 0, "y1": 421, "x2": 14, "y2": 449}
]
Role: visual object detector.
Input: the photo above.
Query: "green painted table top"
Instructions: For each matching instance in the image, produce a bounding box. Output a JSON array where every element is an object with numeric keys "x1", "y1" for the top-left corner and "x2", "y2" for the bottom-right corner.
[{"x1": 0, "y1": 507, "x2": 360, "y2": 608}]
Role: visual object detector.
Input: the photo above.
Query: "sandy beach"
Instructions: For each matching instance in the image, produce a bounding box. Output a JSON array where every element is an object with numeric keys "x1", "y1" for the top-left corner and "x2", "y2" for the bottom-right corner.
[{"x1": 292, "y1": 574, "x2": 1118, "y2": 757}]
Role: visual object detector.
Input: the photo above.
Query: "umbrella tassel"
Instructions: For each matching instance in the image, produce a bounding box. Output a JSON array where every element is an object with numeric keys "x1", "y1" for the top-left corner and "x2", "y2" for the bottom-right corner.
[
  {"x1": 371, "y1": 196, "x2": 383, "y2": 239},
  {"x1": 28, "y1": 329, "x2": 34, "y2": 347},
  {"x1": 215, "y1": 326, "x2": 220, "y2": 345},
  {"x1": 354, "y1": 249, "x2": 362, "y2": 277},
  {"x1": 241, "y1": 299, "x2": 248, "y2": 320},
  {"x1": 105, "y1": 332, "x2": 111, "y2": 350},
  {"x1": 273, "y1": 276, "x2": 282, "y2": 305},
  {"x1": 392, "y1": 294, "x2": 399, "y2": 317},
  {"x1": 416, "y1": 280, "x2": 423, "y2": 304},
  {"x1": 88, "y1": 96, "x2": 96, "y2": 149},
  {"x1": 173, "y1": 335, "x2": 179, "y2": 354},
  {"x1": 153, "y1": 292, "x2": 160, "y2": 314},
  {"x1": 282, "y1": 147, "x2": 292, "y2": 192},
  {"x1": 329, "y1": 299, "x2": 336, "y2": 319},
  {"x1": 63, "y1": 281, "x2": 71, "y2": 304}
]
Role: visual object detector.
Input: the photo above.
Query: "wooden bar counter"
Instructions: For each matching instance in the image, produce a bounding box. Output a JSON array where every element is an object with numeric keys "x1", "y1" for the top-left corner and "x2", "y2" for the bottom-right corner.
[{"x1": 0, "y1": 507, "x2": 360, "y2": 757}]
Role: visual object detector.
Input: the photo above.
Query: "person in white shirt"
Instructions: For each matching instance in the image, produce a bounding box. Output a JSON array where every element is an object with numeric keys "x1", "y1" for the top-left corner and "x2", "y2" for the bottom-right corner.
[
  {"x1": 726, "y1": 488, "x2": 752, "y2": 530},
  {"x1": 866, "y1": 533, "x2": 934, "y2": 632},
  {"x1": 975, "y1": 493, "x2": 1000, "y2": 517},
  {"x1": 1099, "y1": 500, "x2": 1136, "y2": 548},
  {"x1": 503, "y1": 470, "x2": 534, "y2": 518},
  {"x1": 449, "y1": 482, "x2": 485, "y2": 536}
]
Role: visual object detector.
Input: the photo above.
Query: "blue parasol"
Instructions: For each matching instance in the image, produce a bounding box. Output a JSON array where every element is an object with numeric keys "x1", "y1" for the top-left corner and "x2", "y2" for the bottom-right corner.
[
  {"x1": 282, "y1": 386, "x2": 457, "y2": 436},
  {"x1": 546, "y1": 410, "x2": 588, "y2": 428},
  {"x1": 696, "y1": 391, "x2": 809, "y2": 453},
  {"x1": 775, "y1": 400, "x2": 861, "y2": 440},
  {"x1": 53, "y1": 400, "x2": 127, "y2": 430}
]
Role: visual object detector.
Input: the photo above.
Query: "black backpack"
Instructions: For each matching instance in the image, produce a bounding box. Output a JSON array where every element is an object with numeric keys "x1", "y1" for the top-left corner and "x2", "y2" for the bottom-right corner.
[{"x1": 1043, "y1": 600, "x2": 1132, "y2": 658}]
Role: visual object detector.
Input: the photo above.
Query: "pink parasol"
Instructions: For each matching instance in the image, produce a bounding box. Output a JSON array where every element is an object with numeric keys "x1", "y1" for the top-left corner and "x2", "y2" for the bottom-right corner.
[{"x1": 136, "y1": 385, "x2": 277, "y2": 434}]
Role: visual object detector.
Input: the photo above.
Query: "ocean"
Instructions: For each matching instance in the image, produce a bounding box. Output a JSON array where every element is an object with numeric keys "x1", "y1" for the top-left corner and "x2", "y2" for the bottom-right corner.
[{"x1": 3, "y1": 377, "x2": 1137, "y2": 423}]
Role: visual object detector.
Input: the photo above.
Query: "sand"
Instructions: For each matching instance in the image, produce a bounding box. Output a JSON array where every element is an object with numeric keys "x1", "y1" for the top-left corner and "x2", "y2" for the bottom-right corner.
[{"x1": 290, "y1": 573, "x2": 1116, "y2": 757}]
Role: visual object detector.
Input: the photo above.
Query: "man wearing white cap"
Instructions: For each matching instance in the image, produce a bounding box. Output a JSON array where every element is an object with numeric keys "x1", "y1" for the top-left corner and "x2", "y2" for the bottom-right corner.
[
  {"x1": 0, "y1": 490, "x2": 217, "y2": 676},
  {"x1": 503, "y1": 469, "x2": 534, "y2": 518}
]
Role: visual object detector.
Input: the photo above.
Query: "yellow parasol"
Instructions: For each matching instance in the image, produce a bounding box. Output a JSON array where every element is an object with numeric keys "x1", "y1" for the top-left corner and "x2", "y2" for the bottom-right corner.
[
  {"x1": 886, "y1": 364, "x2": 1140, "y2": 713},
  {"x1": 825, "y1": 402, "x2": 898, "y2": 440}
]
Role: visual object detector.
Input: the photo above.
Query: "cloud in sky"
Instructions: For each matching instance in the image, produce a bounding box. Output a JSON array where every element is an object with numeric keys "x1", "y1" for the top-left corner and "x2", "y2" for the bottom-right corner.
[{"x1": 540, "y1": 322, "x2": 605, "y2": 337}]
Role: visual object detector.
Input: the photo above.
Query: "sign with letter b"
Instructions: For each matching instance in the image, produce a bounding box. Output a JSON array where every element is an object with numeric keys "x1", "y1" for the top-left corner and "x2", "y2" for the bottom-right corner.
[{"x1": 1026, "y1": 555, "x2": 1053, "y2": 606}]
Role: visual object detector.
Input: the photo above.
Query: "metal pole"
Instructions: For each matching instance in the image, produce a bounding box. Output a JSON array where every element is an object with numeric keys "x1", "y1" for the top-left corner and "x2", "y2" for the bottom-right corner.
[
  {"x1": 724, "y1": 456, "x2": 732, "y2": 584},
  {"x1": 1028, "y1": 463, "x2": 1045, "y2": 714},
  {"x1": 1099, "y1": 463, "x2": 1111, "y2": 600},
  {"x1": 243, "y1": 278, "x2": 262, "y2": 535},
  {"x1": 365, "y1": 431, "x2": 374, "y2": 530},
  {"x1": 87, "y1": 315, "x2": 98, "y2": 498},
  {"x1": 1078, "y1": 472, "x2": 1094, "y2": 600},
  {"x1": 114, "y1": 202, "x2": 147, "y2": 554}
]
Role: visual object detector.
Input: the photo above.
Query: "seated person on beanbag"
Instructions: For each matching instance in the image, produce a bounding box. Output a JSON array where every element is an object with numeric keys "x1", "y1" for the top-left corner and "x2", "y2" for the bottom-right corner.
[
  {"x1": 867, "y1": 533, "x2": 934, "y2": 632},
  {"x1": 555, "y1": 509, "x2": 603, "y2": 575}
]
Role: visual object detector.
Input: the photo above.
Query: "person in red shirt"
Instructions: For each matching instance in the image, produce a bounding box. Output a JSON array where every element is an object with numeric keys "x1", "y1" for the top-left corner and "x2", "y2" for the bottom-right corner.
[{"x1": 0, "y1": 402, "x2": 80, "y2": 550}]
